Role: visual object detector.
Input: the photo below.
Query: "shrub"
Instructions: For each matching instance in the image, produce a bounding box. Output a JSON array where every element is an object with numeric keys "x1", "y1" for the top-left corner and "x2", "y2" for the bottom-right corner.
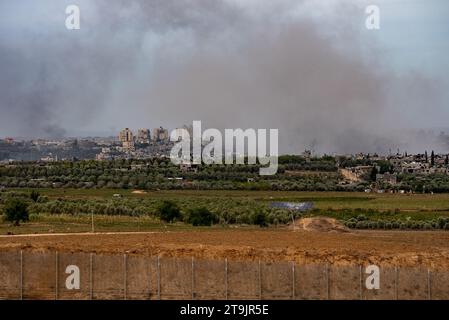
[
  {"x1": 3, "y1": 198, "x2": 30, "y2": 226},
  {"x1": 156, "y1": 200, "x2": 181, "y2": 223},
  {"x1": 252, "y1": 209, "x2": 268, "y2": 227},
  {"x1": 186, "y1": 207, "x2": 217, "y2": 226},
  {"x1": 236, "y1": 212, "x2": 252, "y2": 224},
  {"x1": 423, "y1": 223, "x2": 432, "y2": 230},
  {"x1": 30, "y1": 190, "x2": 40, "y2": 203},
  {"x1": 345, "y1": 221, "x2": 356, "y2": 229},
  {"x1": 37, "y1": 195, "x2": 49, "y2": 203},
  {"x1": 347, "y1": 218, "x2": 357, "y2": 224},
  {"x1": 29, "y1": 213, "x2": 39, "y2": 222},
  {"x1": 355, "y1": 221, "x2": 367, "y2": 229},
  {"x1": 438, "y1": 217, "x2": 449, "y2": 229}
]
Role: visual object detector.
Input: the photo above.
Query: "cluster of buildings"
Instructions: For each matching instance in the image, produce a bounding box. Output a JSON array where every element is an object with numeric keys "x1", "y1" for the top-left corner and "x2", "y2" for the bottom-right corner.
[
  {"x1": 118, "y1": 127, "x2": 174, "y2": 152},
  {"x1": 2, "y1": 131, "x2": 449, "y2": 178},
  {"x1": 0, "y1": 125, "x2": 191, "y2": 162},
  {"x1": 339, "y1": 151, "x2": 449, "y2": 190},
  {"x1": 96, "y1": 126, "x2": 194, "y2": 160},
  {"x1": 390, "y1": 153, "x2": 449, "y2": 175},
  {"x1": 117, "y1": 125, "x2": 195, "y2": 151}
]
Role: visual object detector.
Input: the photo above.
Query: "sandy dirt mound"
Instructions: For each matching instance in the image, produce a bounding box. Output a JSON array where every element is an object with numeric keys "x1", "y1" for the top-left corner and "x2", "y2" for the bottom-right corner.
[
  {"x1": 131, "y1": 190, "x2": 147, "y2": 194},
  {"x1": 293, "y1": 217, "x2": 350, "y2": 233}
]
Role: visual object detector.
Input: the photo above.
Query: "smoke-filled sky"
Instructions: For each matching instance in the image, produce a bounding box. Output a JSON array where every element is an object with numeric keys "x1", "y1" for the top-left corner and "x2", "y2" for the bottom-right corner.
[{"x1": 0, "y1": 0, "x2": 448, "y2": 154}]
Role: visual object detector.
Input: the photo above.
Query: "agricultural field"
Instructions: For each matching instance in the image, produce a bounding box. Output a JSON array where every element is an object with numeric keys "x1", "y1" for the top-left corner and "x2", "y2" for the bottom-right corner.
[
  {"x1": 16, "y1": 188, "x2": 449, "y2": 211},
  {"x1": 1, "y1": 189, "x2": 449, "y2": 270},
  {"x1": 2, "y1": 226, "x2": 449, "y2": 269},
  {"x1": 1, "y1": 188, "x2": 449, "y2": 234}
]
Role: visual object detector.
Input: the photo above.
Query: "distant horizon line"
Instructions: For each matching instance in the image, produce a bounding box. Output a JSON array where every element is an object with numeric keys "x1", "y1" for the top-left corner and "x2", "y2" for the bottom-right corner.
[{"x1": 2, "y1": 126, "x2": 449, "y2": 141}]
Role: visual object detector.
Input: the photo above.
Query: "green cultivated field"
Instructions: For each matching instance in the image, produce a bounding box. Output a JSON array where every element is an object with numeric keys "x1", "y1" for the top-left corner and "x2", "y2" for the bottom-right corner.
[
  {"x1": 1, "y1": 188, "x2": 449, "y2": 234},
  {"x1": 0, "y1": 214, "x2": 220, "y2": 235},
  {"x1": 15, "y1": 188, "x2": 449, "y2": 210}
]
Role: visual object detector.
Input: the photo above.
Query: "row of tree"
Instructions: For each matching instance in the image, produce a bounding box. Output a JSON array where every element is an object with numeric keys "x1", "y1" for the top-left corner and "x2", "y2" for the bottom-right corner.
[{"x1": 0, "y1": 191, "x2": 294, "y2": 227}]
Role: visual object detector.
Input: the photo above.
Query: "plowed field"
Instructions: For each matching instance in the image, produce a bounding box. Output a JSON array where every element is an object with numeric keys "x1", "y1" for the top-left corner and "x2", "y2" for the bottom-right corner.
[{"x1": 1, "y1": 229, "x2": 448, "y2": 269}]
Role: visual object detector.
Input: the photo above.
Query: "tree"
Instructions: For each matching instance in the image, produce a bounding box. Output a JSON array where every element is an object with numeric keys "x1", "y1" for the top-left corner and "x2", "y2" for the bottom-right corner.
[
  {"x1": 445, "y1": 154, "x2": 449, "y2": 166},
  {"x1": 3, "y1": 198, "x2": 29, "y2": 226},
  {"x1": 30, "y1": 190, "x2": 40, "y2": 202},
  {"x1": 425, "y1": 151, "x2": 428, "y2": 163},
  {"x1": 431, "y1": 150, "x2": 435, "y2": 167},
  {"x1": 156, "y1": 200, "x2": 181, "y2": 223},
  {"x1": 186, "y1": 207, "x2": 217, "y2": 226},
  {"x1": 370, "y1": 166, "x2": 378, "y2": 182},
  {"x1": 252, "y1": 209, "x2": 268, "y2": 227}
]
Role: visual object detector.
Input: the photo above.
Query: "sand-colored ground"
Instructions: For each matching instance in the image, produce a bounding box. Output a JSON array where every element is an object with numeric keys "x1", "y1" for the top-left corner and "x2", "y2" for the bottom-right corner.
[
  {"x1": 1, "y1": 228, "x2": 449, "y2": 270},
  {"x1": 292, "y1": 217, "x2": 350, "y2": 233}
]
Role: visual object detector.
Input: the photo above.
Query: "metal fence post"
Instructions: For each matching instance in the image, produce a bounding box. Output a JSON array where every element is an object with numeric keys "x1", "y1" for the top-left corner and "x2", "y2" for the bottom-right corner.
[
  {"x1": 224, "y1": 258, "x2": 228, "y2": 300},
  {"x1": 157, "y1": 256, "x2": 161, "y2": 300},
  {"x1": 191, "y1": 257, "x2": 195, "y2": 300},
  {"x1": 359, "y1": 265, "x2": 363, "y2": 300},
  {"x1": 91, "y1": 210, "x2": 95, "y2": 233},
  {"x1": 90, "y1": 253, "x2": 94, "y2": 300},
  {"x1": 148, "y1": 258, "x2": 152, "y2": 300},
  {"x1": 394, "y1": 266, "x2": 399, "y2": 300},
  {"x1": 291, "y1": 262, "x2": 296, "y2": 300},
  {"x1": 124, "y1": 254, "x2": 127, "y2": 300},
  {"x1": 55, "y1": 251, "x2": 59, "y2": 300},
  {"x1": 258, "y1": 260, "x2": 262, "y2": 300},
  {"x1": 20, "y1": 250, "x2": 23, "y2": 300}
]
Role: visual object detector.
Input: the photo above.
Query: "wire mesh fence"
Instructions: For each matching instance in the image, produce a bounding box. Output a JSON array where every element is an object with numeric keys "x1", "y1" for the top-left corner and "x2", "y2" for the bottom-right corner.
[{"x1": 0, "y1": 250, "x2": 447, "y2": 300}]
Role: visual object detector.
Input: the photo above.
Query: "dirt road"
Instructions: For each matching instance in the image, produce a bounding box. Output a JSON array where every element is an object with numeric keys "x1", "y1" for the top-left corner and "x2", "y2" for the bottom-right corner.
[{"x1": 1, "y1": 229, "x2": 448, "y2": 269}]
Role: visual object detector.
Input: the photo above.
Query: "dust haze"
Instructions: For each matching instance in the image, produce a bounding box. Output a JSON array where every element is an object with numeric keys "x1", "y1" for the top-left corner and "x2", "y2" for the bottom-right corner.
[{"x1": 0, "y1": 0, "x2": 447, "y2": 154}]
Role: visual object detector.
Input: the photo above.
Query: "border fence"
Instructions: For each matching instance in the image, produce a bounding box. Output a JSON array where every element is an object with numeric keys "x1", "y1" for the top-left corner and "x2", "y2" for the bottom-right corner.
[{"x1": 0, "y1": 250, "x2": 448, "y2": 300}]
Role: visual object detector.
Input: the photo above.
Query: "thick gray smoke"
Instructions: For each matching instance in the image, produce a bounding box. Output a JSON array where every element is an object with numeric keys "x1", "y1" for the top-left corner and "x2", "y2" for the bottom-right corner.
[{"x1": 0, "y1": 0, "x2": 447, "y2": 153}]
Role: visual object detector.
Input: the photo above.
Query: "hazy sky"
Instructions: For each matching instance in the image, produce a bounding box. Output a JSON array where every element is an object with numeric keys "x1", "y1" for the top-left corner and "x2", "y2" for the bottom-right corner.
[{"x1": 0, "y1": 0, "x2": 448, "y2": 153}]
